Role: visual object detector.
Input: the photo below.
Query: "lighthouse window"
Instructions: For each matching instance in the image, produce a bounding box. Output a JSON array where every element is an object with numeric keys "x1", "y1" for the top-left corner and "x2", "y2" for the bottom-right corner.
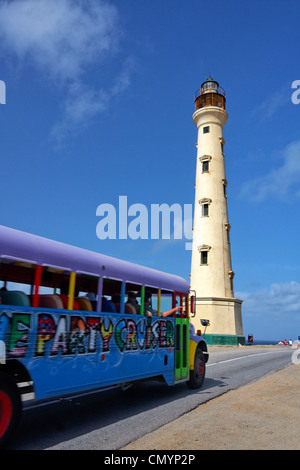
[
  {"x1": 202, "y1": 204, "x2": 209, "y2": 217},
  {"x1": 201, "y1": 251, "x2": 208, "y2": 265},
  {"x1": 222, "y1": 178, "x2": 228, "y2": 197},
  {"x1": 202, "y1": 160, "x2": 209, "y2": 173},
  {"x1": 203, "y1": 126, "x2": 210, "y2": 134}
]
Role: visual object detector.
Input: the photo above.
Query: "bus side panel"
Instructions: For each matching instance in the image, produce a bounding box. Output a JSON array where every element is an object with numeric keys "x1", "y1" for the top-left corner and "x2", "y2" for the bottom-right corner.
[{"x1": 0, "y1": 307, "x2": 175, "y2": 398}]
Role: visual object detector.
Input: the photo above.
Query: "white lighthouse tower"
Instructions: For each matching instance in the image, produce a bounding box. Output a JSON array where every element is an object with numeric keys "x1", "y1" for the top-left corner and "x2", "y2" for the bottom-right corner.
[{"x1": 190, "y1": 77, "x2": 244, "y2": 345}]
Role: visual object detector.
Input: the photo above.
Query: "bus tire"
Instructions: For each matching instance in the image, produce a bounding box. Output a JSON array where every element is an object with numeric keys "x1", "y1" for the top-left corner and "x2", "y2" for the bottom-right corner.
[
  {"x1": 187, "y1": 348, "x2": 205, "y2": 389},
  {"x1": 0, "y1": 372, "x2": 22, "y2": 448}
]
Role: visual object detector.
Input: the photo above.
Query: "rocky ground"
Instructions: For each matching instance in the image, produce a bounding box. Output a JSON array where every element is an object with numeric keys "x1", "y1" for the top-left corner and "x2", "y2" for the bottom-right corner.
[{"x1": 123, "y1": 348, "x2": 300, "y2": 451}]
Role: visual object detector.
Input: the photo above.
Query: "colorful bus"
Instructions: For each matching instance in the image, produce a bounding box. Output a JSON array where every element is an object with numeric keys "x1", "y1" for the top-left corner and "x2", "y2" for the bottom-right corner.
[{"x1": 0, "y1": 225, "x2": 208, "y2": 446}]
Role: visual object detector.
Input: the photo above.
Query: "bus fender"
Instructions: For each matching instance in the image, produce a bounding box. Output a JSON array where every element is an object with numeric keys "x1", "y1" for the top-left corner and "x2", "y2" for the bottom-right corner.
[
  {"x1": 189, "y1": 324, "x2": 209, "y2": 368},
  {"x1": 189, "y1": 339, "x2": 198, "y2": 370}
]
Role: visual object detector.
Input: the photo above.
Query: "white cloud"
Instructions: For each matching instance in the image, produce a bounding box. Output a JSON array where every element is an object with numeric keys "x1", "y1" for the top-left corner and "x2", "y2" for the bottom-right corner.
[
  {"x1": 237, "y1": 281, "x2": 300, "y2": 318},
  {"x1": 252, "y1": 84, "x2": 291, "y2": 121},
  {"x1": 237, "y1": 281, "x2": 300, "y2": 341},
  {"x1": 240, "y1": 140, "x2": 300, "y2": 202},
  {"x1": 51, "y1": 56, "x2": 136, "y2": 142},
  {"x1": 0, "y1": 0, "x2": 133, "y2": 139},
  {"x1": 0, "y1": 0, "x2": 119, "y2": 82}
]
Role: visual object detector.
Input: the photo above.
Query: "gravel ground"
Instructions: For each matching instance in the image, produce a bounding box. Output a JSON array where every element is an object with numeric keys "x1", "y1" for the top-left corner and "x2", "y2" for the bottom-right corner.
[{"x1": 123, "y1": 351, "x2": 300, "y2": 451}]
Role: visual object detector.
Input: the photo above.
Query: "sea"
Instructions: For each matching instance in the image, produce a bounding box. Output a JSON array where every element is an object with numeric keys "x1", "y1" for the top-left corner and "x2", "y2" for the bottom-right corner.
[{"x1": 250, "y1": 339, "x2": 279, "y2": 345}]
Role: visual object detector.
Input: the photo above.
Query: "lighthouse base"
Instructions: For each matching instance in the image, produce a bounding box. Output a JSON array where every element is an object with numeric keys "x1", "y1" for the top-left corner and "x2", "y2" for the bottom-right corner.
[
  {"x1": 191, "y1": 297, "x2": 245, "y2": 346},
  {"x1": 203, "y1": 333, "x2": 245, "y2": 346}
]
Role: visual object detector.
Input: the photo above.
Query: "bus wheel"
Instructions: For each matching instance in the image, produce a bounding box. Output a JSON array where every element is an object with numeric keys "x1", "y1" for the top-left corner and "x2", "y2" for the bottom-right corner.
[
  {"x1": 0, "y1": 372, "x2": 22, "y2": 448},
  {"x1": 187, "y1": 348, "x2": 205, "y2": 389}
]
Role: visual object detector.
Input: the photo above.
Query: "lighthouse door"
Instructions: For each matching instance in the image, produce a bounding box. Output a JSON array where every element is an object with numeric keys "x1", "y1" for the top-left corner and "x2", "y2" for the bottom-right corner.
[{"x1": 173, "y1": 293, "x2": 189, "y2": 382}]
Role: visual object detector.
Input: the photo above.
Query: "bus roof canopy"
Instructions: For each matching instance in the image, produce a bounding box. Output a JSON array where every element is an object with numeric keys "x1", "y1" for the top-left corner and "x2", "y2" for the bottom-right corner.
[{"x1": 0, "y1": 225, "x2": 189, "y2": 293}]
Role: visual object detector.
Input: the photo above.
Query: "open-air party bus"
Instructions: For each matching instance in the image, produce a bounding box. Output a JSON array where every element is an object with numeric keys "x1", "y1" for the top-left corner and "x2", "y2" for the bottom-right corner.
[{"x1": 0, "y1": 225, "x2": 208, "y2": 446}]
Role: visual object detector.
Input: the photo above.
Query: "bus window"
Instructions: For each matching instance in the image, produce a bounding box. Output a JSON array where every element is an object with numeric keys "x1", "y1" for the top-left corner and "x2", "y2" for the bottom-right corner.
[
  {"x1": 145, "y1": 289, "x2": 175, "y2": 317},
  {"x1": 124, "y1": 284, "x2": 161, "y2": 316},
  {"x1": 173, "y1": 294, "x2": 181, "y2": 315},
  {"x1": 160, "y1": 292, "x2": 173, "y2": 315},
  {"x1": 182, "y1": 295, "x2": 188, "y2": 318},
  {"x1": 173, "y1": 293, "x2": 188, "y2": 318},
  {"x1": 0, "y1": 258, "x2": 36, "y2": 306},
  {"x1": 102, "y1": 278, "x2": 122, "y2": 313},
  {"x1": 124, "y1": 283, "x2": 142, "y2": 315},
  {"x1": 144, "y1": 288, "x2": 163, "y2": 317},
  {"x1": 2, "y1": 281, "x2": 32, "y2": 296},
  {"x1": 55, "y1": 272, "x2": 100, "y2": 312},
  {"x1": 74, "y1": 273, "x2": 99, "y2": 311},
  {"x1": 146, "y1": 289, "x2": 158, "y2": 316},
  {"x1": 38, "y1": 266, "x2": 70, "y2": 309}
]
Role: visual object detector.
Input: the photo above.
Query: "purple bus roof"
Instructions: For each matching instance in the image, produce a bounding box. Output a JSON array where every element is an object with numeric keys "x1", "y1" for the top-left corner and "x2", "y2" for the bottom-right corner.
[{"x1": 0, "y1": 225, "x2": 189, "y2": 293}]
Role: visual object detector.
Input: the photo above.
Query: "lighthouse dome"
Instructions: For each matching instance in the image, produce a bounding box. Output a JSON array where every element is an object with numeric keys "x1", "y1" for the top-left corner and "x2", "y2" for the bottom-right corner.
[{"x1": 201, "y1": 76, "x2": 219, "y2": 94}]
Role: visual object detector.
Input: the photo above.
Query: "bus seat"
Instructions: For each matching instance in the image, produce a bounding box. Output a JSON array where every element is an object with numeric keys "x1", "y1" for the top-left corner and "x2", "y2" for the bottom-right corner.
[
  {"x1": 76, "y1": 297, "x2": 93, "y2": 311},
  {"x1": 125, "y1": 303, "x2": 136, "y2": 315},
  {"x1": 101, "y1": 299, "x2": 116, "y2": 313},
  {"x1": 0, "y1": 291, "x2": 31, "y2": 307},
  {"x1": 114, "y1": 302, "x2": 121, "y2": 313},
  {"x1": 39, "y1": 294, "x2": 64, "y2": 309},
  {"x1": 58, "y1": 294, "x2": 79, "y2": 310}
]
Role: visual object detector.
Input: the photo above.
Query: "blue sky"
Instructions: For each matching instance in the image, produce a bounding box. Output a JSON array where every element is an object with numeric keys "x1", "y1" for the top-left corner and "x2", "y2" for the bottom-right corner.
[{"x1": 0, "y1": 0, "x2": 299, "y2": 341}]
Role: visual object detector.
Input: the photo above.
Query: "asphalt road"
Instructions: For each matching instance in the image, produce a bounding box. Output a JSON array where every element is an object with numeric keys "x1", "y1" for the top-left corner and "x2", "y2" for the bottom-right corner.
[{"x1": 7, "y1": 345, "x2": 293, "y2": 450}]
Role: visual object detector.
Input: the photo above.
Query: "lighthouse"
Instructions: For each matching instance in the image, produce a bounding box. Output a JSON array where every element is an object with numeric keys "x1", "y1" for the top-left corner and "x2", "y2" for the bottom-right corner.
[{"x1": 190, "y1": 77, "x2": 244, "y2": 346}]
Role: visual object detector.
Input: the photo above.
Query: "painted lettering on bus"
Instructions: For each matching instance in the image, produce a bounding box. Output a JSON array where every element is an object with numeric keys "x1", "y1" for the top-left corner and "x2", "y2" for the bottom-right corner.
[
  {"x1": 0, "y1": 311, "x2": 174, "y2": 358},
  {"x1": 1, "y1": 312, "x2": 31, "y2": 357}
]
